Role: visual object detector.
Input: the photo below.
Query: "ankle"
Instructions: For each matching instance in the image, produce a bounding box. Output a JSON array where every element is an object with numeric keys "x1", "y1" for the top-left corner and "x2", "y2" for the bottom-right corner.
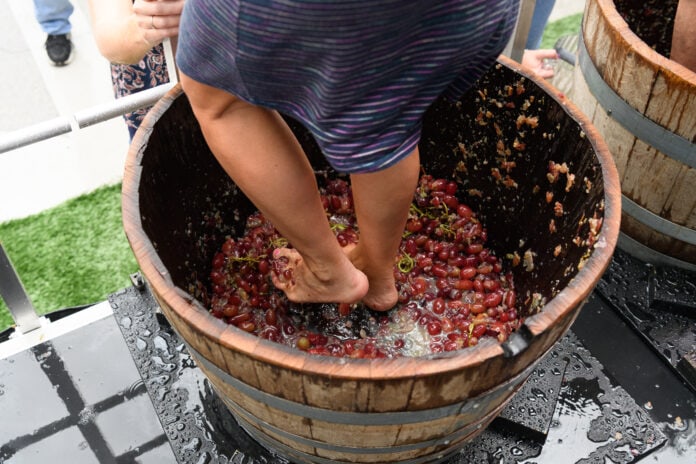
[{"x1": 304, "y1": 253, "x2": 352, "y2": 283}]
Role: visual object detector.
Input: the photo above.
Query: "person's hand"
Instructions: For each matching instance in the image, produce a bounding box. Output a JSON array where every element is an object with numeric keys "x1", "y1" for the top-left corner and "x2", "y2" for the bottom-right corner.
[
  {"x1": 521, "y1": 49, "x2": 559, "y2": 79},
  {"x1": 133, "y1": 0, "x2": 184, "y2": 46}
]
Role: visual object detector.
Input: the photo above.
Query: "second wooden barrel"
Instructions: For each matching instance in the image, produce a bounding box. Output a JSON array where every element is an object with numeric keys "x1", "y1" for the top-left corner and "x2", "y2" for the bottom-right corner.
[{"x1": 573, "y1": 0, "x2": 696, "y2": 269}]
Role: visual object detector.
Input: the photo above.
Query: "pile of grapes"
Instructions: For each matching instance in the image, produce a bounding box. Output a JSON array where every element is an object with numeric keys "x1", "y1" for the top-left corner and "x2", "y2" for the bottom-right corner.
[{"x1": 204, "y1": 174, "x2": 522, "y2": 358}]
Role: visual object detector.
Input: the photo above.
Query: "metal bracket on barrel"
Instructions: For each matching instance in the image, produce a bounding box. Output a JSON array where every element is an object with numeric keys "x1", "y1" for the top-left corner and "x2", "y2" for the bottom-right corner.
[
  {"x1": 621, "y1": 195, "x2": 696, "y2": 248},
  {"x1": 501, "y1": 323, "x2": 533, "y2": 358}
]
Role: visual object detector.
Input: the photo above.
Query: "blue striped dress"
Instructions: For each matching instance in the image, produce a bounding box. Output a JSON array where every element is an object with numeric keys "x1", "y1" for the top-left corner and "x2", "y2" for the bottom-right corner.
[{"x1": 177, "y1": 0, "x2": 519, "y2": 173}]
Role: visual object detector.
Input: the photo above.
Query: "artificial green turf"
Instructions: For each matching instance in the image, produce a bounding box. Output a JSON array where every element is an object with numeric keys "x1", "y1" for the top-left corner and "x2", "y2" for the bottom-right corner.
[
  {"x1": 540, "y1": 13, "x2": 583, "y2": 49},
  {"x1": 0, "y1": 183, "x2": 139, "y2": 332}
]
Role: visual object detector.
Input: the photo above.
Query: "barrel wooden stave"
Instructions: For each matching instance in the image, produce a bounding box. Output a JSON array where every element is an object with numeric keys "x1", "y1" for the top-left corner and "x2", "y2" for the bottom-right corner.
[
  {"x1": 645, "y1": 64, "x2": 696, "y2": 140},
  {"x1": 211, "y1": 379, "x2": 509, "y2": 463}
]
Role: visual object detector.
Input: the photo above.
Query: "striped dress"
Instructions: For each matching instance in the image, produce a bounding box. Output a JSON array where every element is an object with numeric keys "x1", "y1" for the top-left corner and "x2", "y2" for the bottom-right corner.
[{"x1": 177, "y1": 0, "x2": 519, "y2": 173}]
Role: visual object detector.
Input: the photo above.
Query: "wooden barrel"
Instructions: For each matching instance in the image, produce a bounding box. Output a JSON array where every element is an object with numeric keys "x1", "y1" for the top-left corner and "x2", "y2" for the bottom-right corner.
[
  {"x1": 122, "y1": 56, "x2": 620, "y2": 463},
  {"x1": 573, "y1": 0, "x2": 696, "y2": 269}
]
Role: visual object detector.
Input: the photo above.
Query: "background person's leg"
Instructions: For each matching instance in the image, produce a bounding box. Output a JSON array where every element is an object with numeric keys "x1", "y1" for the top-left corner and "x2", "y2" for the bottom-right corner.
[
  {"x1": 32, "y1": 0, "x2": 74, "y2": 65},
  {"x1": 525, "y1": 0, "x2": 556, "y2": 50},
  {"x1": 33, "y1": 0, "x2": 73, "y2": 35}
]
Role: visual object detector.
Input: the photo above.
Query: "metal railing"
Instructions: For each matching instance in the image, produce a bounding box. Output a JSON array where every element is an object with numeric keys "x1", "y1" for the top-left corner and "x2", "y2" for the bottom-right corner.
[
  {"x1": 0, "y1": 244, "x2": 41, "y2": 334},
  {"x1": 0, "y1": 83, "x2": 173, "y2": 154}
]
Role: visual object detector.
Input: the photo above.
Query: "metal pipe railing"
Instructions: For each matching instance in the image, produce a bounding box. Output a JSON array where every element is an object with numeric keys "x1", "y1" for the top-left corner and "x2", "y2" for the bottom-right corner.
[
  {"x1": 0, "y1": 83, "x2": 174, "y2": 154},
  {"x1": 507, "y1": 0, "x2": 536, "y2": 63},
  {"x1": 1, "y1": 35, "x2": 178, "y2": 155}
]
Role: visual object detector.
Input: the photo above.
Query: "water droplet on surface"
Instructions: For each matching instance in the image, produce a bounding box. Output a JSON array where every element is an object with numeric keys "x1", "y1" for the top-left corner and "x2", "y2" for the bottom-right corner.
[
  {"x1": 530, "y1": 387, "x2": 548, "y2": 402},
  {"x1": 667, "y1": 416, "x2": 686, "y2": 432},
  {"x1": 154, "y1": 335, "x2": 170, "y2": 354},
  {"x1": 156, "y1": 387, "x2": 169, "y2": 401},
  {"x1": 120, "y1": 317, "x2": 132, "y2": 329},
  {"x1": 182, "y1": 437, "x2": 202, "y2": 453},
  {"x1": 194, "y1": 451, "x2": 210, "y2": 464}
]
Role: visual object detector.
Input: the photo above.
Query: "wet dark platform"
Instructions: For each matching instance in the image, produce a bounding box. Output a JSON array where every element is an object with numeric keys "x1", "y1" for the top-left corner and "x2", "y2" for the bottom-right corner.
[{"x1": 1, "y1": 248, "x2": 695, "y2": 463}]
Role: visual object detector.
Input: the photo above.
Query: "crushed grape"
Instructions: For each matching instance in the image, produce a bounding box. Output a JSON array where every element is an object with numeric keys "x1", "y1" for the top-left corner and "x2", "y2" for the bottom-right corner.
[{"x1": 203, "y1": 175, "x2": 522, "y2": 358}]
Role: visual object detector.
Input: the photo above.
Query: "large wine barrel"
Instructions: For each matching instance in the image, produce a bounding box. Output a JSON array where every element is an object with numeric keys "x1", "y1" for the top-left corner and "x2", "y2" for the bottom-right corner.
[
  {"x1": 573, "y1": 0, "x2": 696, "y2": 269},
  {"x1": 122, "y1": 56, "x2": 620, "y2": 463}
]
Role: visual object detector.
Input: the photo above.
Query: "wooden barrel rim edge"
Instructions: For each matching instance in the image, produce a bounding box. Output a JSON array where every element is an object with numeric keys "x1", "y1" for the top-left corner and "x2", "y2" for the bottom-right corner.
[
  {"x1": 593, "y1": 0, "x2": 696, "y2": 90},
  {"x1": 122, "y1": 58, "x2": 621, "y2": 379}
]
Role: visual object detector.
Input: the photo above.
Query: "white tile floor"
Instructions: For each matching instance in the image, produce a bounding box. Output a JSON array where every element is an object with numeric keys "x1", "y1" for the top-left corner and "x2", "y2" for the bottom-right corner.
[
  {"x1": 0, "y1": 0, "x2": 130, "y2": 224},
  {"x1": 0, "y1": 0, "x2": 586, "y2": 224}
]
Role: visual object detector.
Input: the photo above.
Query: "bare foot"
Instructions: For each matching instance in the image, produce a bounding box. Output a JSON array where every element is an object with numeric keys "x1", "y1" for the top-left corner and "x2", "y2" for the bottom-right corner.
[
  {"x1": 361, "y1": 274, "x2": 398, "y2": 312},
  {"x1": 346, "y1": 247, "x2": 399, "y2": 312},
  {"x1": 271, "y1": 248, "x2": 369, "y2": 304}
]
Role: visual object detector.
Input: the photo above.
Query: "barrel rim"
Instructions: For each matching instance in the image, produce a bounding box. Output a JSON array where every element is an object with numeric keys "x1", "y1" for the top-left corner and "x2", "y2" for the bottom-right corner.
[
  {"x1": 121, "y1": 56, "x2": 621, "y2": 380},
  {"x1": 589, "y1": 0, "x2": 696, "y2": 89}
]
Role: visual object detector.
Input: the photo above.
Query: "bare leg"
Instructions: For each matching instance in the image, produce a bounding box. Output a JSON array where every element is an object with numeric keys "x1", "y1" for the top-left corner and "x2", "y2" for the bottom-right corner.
[
  {"x1": 348, "y1": 148, "x2": 421, "y2": 311},
  {"x1": 180, "y1": 73, "x2": 369, "y2": 304},
  {"x1": 672, "y1": 0, "x2": 696, "y2": 72}
]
